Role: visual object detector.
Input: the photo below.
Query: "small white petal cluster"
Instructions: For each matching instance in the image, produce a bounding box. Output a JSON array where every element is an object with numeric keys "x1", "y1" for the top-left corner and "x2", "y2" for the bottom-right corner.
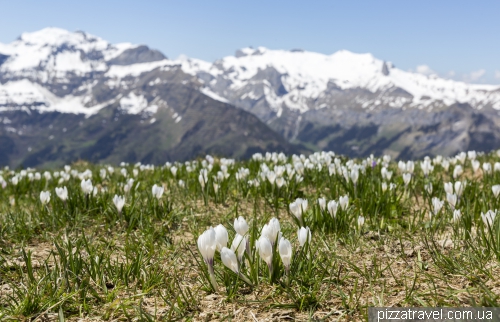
[
  {"x1": 152, "y1": 184, "x2": 164, "y2": 199},
  {"x1": 55, "y1": 186, "x2": 68, "y2": 201},
  {"x1": 40, "y1": 191, "x2": 51, "y2": 205},
  {"x1": 289, "y1": 198, "x2": 308, "y2": 224},
  {"x1": 81, "y1": 179, "x2": 93, "y2": 195},
  {"x1": 113, "y1": 195, "x2": 126, "y2": 213}
]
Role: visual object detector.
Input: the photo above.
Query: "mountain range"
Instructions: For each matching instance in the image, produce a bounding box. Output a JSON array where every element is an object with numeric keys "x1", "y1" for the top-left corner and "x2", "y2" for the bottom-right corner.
[{"x1": 1, "y1": 27, "x2": 500, "y2": 167}]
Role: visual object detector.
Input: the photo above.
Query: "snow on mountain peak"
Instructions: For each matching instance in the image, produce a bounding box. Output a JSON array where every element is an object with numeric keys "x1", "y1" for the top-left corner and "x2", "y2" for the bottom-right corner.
[
  {"x1": 0, "y1": 28, "x2": 137, "y2": 74},
  {"x1": 194, "y1": 46, "x2": 500, "y2": 113}
]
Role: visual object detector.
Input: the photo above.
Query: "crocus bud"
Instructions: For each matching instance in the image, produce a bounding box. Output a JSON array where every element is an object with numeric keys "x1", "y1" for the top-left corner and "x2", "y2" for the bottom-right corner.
[
  {"x1": 327, "y1": 200, "x2": 338, "y2": 218},
  {"x1": 444, "y1": 182, "x2": 453, "y2": 195},
  {"x1": 446, "y1": 193, "x2": 457, "y2": 209},
  {"x1": 472, "y1": 160, "x2": 480, "y2": 173},
  {"x1": 290, "y1": 198, "x2": 307, "y2": 224},
  {"x1": 297, "y1": 226, "x2": 311, "y2": 247},
  {"x1": 197, "y1": 227, "x2": 216, "y2": 265},
  {"x1": 257, "y1": 236, "x2": 273, "y2": 266},
  {"x1": 452, "y1": 209, "x2": 461, "y2": 223},
  {"x1": 55, "y1": 186, "x2": 68, "y2": 201},
  {"x1": 492, "y1": 185, "x2": 500, "y2": 198},
  {"x1": 231, "y1": 233, "x2": 246, "y2": 261},
  {"x1": 152, "y1": 184, "x2": 164, "y2": 199},
  {"x1": 40, "y1": 191, "x2": 51, "y2": 205},
  {"x1": 317, "y1": 197, "x2": 326, "y2": 211},
  {"x1": 214, "y1": 224, "x2": 228, "y2": 251},
  {"x1": 266, "y1": 171, "x2": 276, "y2": 185},
  {"x1": 455, "y1": 181, "x2": 466, "y2": 197},
  {"x1": 234, "y1": 216, "x2": 249, "y2": 235},
  {"x1": 453, "y1": 165, "x2": 463, "y2": 179},
  {"x1": 279, "y1": 237, "x2": 292, "y2": 272},
  {"x1": 339, "y1": 195, "x2": 349, "y2": 210},
  {"x1": 113, "y1": 195, "x2": 125, "y2": 214},
  {"x1": 481, "y1": 210, "x2": 497, "y2": 227},
  {"x1": 350, "y1": 168, "x2": 359, "y2": 184},
  {"x1": 197, "y1": 227, "x2": 218, "y2": 291},
  {"x1": 81, "y1": 179, "x2": 93, "y2": 195},
  {"x1": 221, "y1": 247, "x2": 239, "y2": 273},
  {"x1": 403, "y1": 173, "x2": 411, "y2": 186},
  {"x1": 357, "y1": 215, "x2": 365, "y2": 229},
  {"x1": 432, "y1": 197, "x2": 444, "y2": 215}
]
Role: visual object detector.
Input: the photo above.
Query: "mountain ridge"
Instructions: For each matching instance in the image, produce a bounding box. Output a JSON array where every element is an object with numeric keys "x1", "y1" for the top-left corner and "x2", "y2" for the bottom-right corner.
[{"x1": 1, "y1": 27, "x2": 500, "y2": 166}]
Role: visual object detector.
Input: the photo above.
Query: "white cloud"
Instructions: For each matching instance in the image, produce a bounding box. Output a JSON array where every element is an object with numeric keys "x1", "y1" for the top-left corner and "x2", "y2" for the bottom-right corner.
[
  {"x1": 414, "y1": 64, "x2": 437, "y2": 76},
  {"x1": 468, "y1": 69, "x2": 486, "y2": 82},
  {"x1": 495, "y1": 71, "x2": 500, "y2": 79}
]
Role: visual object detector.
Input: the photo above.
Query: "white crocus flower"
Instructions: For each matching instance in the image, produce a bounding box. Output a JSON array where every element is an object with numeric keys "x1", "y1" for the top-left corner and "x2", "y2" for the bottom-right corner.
[
  {"x1": 197, "y1": 227, "x2": 218, "y2": 291},
  {"x1": 40, "y1": 191, "x2": 51, "y2": 205},
  {"x1": 444, "y1": 182, "x2": 453, "y2": 195},
  {"x1": 221, "y1": 247, "x2": 239, "y2": 273},
  {"x1": 276, "y1": 177, "x2": 285, "y2": 188},
  {"x1": 492, "y1": 185, "x2": 500, "y2": 198},
  {"x1": 279, "y1": 237, "x2": 292, "y2": 273},
  {"x1": 113, "y1": 195, "x2": 125, "y2": 214},
  {"x1": 403, "y1": 173, "x2": 411, "y2": 186},
  {"x1": 471, "y1": 160, "x2": 480, "y2": 174},
  {"x1": 446, "y1": 193, "x2": 457, "y2": 209},
  {"x1": 262, "y1": 217, "x2": 281, "y2": 245},
  {"x1": 453, "y1": 165, "x2": 463, "y2": 179},
  {"x1": 432, "y1": 197, "x2": 444, "y2": 216},
  {"x1": 454, "y1": 181, "x2": 466, "y2": 197},
  {"x1": 266, "y1": 171, "x2": 276, "y2": 185},
  {"x1": 297, "y1": 226, "x2": 311, "y2": 247},
  {"x1": 483, "y1": 162, "x2": 492, "y2": 175},
  {"x1": 214, "y1": 224, "x2": 228, "y2": 251},
  {"x1": 152, "y1": 184, "x2": 164, "y2": 199},
  {"x1": 317, "y1": 197, "x2": 326, "y2": 212},
  {"x1": 81, "y1": 179, "x2": 93, "y2": 195},
  {"x1": 357, "y1": 215, "x2": 365, "y2": 229},
  {"x1": 481, "y1": 210, "x2": 497, "y2": 227},
  {"x1": 234, "y1": 216, "x2": 249, "y2": 236},
  {"x1": 452, "y1": 209, "x2": 461, "y2": 223},
  {"x1": 420, "y1": 160, "x2": 434, "y2": 176},
  {"x1": 289, "y1": 198, "x2": 307, "y2": 225},
  {"x1": 257, "y1": 236, "x2": 273, "y2": 269},
  {"x1": 406, "y1": 161, "x2": 415, "y2": 174},
  {"x1": 339, "y1": 195, "x2": 349, "y2": 210},
  {"x1": 350, "y1": 168, "x2": 359, "y2": 184},
  {"x1": 55, "y1": 186, "x2": 68, "y2": 201},
  {"x1": 327, "y1": 200, "x2": 338, "y2": 218}
]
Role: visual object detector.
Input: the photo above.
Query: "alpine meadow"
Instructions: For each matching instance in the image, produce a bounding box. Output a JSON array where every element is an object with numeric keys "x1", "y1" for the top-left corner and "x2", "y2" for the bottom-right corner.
[
  {"x1": 2, "y1": 8, "x2": 500, "y2": 321},
  {"x1": 2, "y1": 151, "x2": 500, "y2": 320}
]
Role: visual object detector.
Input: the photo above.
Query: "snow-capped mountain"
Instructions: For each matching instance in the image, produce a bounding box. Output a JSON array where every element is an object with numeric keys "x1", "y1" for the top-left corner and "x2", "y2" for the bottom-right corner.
[
  {"x1": 1, "y1": 27, "x2": 500, "y2": 166},
  {"x1": 0, "y1": 28, "x2": 299, "y2": 167},
  {"x1": 186, "y1": 46, "x2": 500, "y2": 118}
]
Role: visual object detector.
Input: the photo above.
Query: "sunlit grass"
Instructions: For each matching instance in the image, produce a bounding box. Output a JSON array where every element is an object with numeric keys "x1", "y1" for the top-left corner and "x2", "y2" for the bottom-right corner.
[{"x1": 1, "y1": 151, "x2": 500, "y2": 321}]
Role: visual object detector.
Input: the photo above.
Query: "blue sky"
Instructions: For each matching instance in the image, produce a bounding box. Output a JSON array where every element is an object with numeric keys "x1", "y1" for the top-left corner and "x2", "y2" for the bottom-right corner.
[{"x1": 1, "y1": 0, "x2": 499, "y2": 83}]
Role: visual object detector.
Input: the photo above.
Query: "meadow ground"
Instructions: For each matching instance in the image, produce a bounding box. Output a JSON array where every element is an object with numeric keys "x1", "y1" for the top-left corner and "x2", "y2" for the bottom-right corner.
[{"x1": 1, "y1": 151, "x2": 500, "y2": 321}]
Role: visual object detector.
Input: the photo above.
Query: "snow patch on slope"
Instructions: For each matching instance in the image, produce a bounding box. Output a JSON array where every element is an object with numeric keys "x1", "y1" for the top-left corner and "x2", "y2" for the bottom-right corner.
[{"x1": 200, "y1": 88, "x2": 229, "y2": 103}]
